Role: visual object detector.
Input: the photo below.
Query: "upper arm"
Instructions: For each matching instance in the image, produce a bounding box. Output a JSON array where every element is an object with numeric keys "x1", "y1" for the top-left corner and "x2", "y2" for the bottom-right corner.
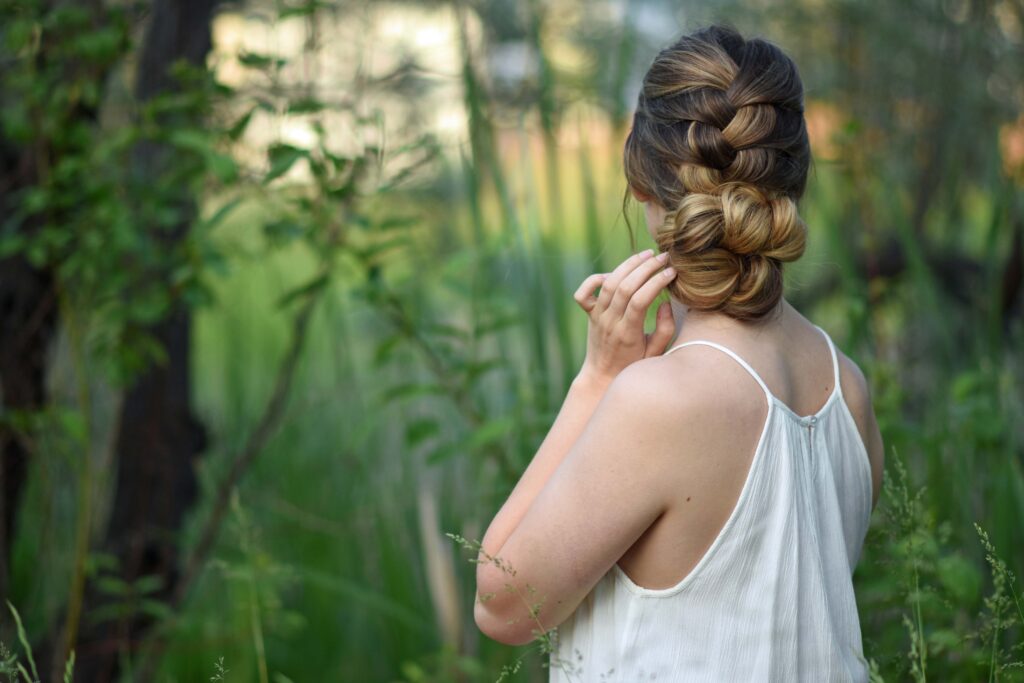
[
  {"x1": 474, "y1": 361, "x2": 682, "y2": 645},
  {"x1": 837, "y1": 352, "x2": 885, "y2": 510}
]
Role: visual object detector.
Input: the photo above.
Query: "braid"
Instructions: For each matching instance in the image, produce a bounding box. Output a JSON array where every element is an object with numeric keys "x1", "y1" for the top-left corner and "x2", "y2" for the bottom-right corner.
[{"x1": 624, "y1": 24, "x2": 811, "y2": 321}]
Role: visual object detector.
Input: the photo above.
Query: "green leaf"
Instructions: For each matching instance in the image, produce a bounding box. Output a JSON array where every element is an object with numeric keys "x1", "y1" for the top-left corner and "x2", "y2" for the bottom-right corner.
[
  {"x1": 181, "y1": 277, "x2": 217, "y2": 309},
  {"x1": 950, "y1": 371, "x2": 982, "y2": 402},
  {"x1": 238, "y1": 52, "x2": 287, "y2": 70},
  {"x1": 378, "y1": 382, "x2": 447, "y2": 404},
  {"x1": 465, "y1": 358, "x2": 504, "y2": 382},
  {"x1": 405, "y1": 418, "x2": 440, "y2": 448},
  {"x1": 208, "y1": 152, "x2": 238, "y2": 183},
  {"x1": 401, "y1": 662, "x2": 427, "y2": 682},
  {"x1": 372, "y1": 333, "x2": 404, "y2": 367},
  {"x1": 85, "y1": 551, "x2": 120, "y2": 577},
  {"x1": 426, "y1": 440, "x2": 462, "y2": 465},
  {"x1": 476, "y1": 312, "x2": 525, "y2": 336},
  {"x1": 56, "y1": 408, "x2": 88, "y2": 445},
  {"x1": 324, "y1": 151, "x2": 351, "y2": 173},
  {"x1": 266, "y1": 144, "x2": 307, "y2": 183},
  {"x1": 376, "y1": 215, "x2": 419, "y2": 232},
  {"x1": 63, "y1": 650, "x2": 75, "y2": 683},
  {"x1": 168, "y1": 129, "x2": 211, "y2": 155},
  {"x1": 138, "y1": 598, "x2": 174, "y2": 620},
  {"x1": 286, "y1": 96, "x2": 326, "y2": 114},
  {"x1": 354, "y1": 236, "x2": 407, "y2": 263},
  {"x1": 0, "y1": 233, "x2": 26, "y2": 259},
  {"x1": 198, "y1": 196, "x2": 243, "y2": 232},
  {"x1": 263, "y1": 220, "x2": 305, "y2": 246},
  {"x1": 276, "y1": 273, "x2": 328, "y2": 309},
  {"x1": 71, "y1": 25, "x2": 125, "y2": 63},
  {"x1": 279, "y1": 0, "x2": 330, "y2": 19},
  {"x1": 228, "y1": 105, "x2": 258, "y2": 140},
  {"x1": 133, "y1": 574, "x2": 164, "y2": 595},
  {"x1": 465, "y1": 416, "x2": 516, "y2": 452},
  {"x1": 96, "y1": 575, "x2": 131, "y2": 596},
  {"x1": 93, "y1": 125, "x2": 138, "y2": 160},
  {"x1": 936, "y1": 553, "x2": 982, "y2": 605},
  {"x1": 926, "y1": 628, "x2": 964, "y2": 653}
]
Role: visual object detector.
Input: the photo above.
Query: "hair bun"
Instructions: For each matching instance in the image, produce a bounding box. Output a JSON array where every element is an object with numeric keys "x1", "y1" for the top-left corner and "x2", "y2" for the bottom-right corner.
[
  {"x1": 656, "y1": 181, "x2": 807, "y2": 320},
  {"x1": 623, "y1": 23, "x2": 812, "y2": 321},
  {"x1": 718, "y1": 182, "x2": 806, "y2": 261}
]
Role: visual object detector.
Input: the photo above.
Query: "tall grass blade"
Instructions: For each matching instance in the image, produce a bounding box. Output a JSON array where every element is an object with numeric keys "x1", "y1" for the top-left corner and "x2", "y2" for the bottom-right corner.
[
  {"x1": 5, "y1": 601, "x2": 38, "y2": 682},
  {"x1": 63, "y1": 651, "x2": 75, "y2": 683},
  {"x1": 417, "y1": 480, "x2": 462, "y2": 649}
]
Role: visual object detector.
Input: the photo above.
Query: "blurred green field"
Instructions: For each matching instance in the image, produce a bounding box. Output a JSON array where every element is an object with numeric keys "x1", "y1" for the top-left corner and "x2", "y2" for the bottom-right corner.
[
  {"x1": 4, "y1": 1, "x2": 1024, "y2": 681},
  {"x1": 154, "y1": 134, "x2": 1023, "y2": 680}
]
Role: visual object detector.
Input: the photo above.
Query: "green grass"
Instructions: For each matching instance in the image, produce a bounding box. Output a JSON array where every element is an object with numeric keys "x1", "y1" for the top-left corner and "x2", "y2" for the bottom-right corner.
[
  {"x1": 140, "y1": 127, "x2": 1023, "y2": 681},
  {"x1": 6, "y1": 115, "x2": 1021, "y2": 683},
  {"x1": 5, "y1": 8, "x2": 1024, "y2": 681}
]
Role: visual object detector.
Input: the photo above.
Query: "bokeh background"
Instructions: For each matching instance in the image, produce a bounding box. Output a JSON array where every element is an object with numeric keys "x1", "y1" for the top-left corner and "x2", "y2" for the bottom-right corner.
[{"x1": 1, "y1": 0, "x2": 1023, "y2": 681}]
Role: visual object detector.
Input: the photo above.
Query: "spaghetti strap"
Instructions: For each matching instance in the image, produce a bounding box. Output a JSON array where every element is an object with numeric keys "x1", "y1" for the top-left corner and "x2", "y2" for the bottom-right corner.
[
  {"x1": 665, "y1": 340, "x2": 772, "y2": 405},
  {"x1": 813, "y1": 325, "x2": 842, "y2": 396}
]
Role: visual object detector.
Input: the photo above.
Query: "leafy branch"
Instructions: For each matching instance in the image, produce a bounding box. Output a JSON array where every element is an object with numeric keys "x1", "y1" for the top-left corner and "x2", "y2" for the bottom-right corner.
[{"x1": 370, "y1": 283, "x2": 521, "y2": 485}]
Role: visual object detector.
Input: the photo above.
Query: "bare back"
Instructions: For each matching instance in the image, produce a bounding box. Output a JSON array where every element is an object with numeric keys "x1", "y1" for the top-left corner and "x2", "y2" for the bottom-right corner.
[{"x1": 616, "y1": 299, "x2": 885, "y2": 591}]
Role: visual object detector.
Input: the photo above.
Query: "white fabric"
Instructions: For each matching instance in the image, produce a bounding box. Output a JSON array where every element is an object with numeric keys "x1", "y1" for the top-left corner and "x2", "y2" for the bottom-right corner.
[{"x1": 549, "y1": 325, "x2": 873, "y2": 682}]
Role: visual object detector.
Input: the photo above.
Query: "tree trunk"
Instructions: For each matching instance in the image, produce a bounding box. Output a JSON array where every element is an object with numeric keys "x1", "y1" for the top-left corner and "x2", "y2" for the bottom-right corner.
[
  {"x1": 0, "y1": 256, "x2": 58, "y2": 607},
  {"x1": 0, "y1": 0, "x2": 65, "y2": 616},
  {"x1": 67, "y1": 0, "x2": 217, "y2": 679}
]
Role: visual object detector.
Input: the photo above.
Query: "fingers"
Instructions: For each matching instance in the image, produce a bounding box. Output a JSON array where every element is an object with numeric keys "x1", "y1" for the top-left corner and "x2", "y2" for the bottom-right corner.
[
  {"x1": 606, "y1": 251, "x2": 674, "y2": 321},
  {"x1": 620, "y1": 260, "x2": 676, "y2": 329},
  {"x1": 573, "y1": 272, "x2": 607, "y2": 313},
  {"x1": 595, "y1": 249, "x2": 656, "y2": 312},
  {"x1": 644, "y1": 301, "x2": 676, "y2": 357}
]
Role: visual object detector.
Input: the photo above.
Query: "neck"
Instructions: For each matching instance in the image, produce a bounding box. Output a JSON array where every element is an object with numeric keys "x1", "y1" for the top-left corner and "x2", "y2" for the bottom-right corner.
[{"x1": 670, "y1": 297, "x2": 789, "y2": 338}]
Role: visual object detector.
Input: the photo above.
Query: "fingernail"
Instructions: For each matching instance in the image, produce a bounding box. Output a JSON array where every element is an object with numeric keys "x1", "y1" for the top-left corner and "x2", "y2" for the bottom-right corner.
[
  {"x1": 656, "y1": 252, "x2": 668, "y2": 263},
  {"x1": 663, "y1": 267, "x2": 676, "y2": 278},
  {"x1": 641, "y1": 249, "x2": 654, "y2": 258}
]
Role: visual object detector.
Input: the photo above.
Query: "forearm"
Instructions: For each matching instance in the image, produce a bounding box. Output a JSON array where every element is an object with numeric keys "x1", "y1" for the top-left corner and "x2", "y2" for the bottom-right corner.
[{"x1": 479, "y1": 369, "x2": 612, "y2": 562}]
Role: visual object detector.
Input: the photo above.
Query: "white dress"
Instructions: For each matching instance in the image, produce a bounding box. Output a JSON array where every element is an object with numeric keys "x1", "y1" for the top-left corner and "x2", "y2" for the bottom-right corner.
[{"x1": 549, "y1": 325, "x2": 873, "y2": 682}]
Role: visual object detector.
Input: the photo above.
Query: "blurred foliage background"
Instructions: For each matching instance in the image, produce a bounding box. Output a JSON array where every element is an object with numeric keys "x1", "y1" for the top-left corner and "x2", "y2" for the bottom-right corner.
[{"x1": 1, "y1": 0, "x2": 1023, "y2": 681}]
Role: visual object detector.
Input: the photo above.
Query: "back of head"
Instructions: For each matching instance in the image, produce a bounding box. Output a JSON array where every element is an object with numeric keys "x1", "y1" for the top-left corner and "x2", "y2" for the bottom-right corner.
[{"x1": 623, "y1": 23, "x2": 811, "y2": 322}]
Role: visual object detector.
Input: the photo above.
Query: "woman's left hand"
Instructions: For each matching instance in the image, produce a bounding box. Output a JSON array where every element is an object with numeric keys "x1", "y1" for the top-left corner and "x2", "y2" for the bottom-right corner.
[{"x1": 573, "y1": 249, "x2": 677, "y2": 386}]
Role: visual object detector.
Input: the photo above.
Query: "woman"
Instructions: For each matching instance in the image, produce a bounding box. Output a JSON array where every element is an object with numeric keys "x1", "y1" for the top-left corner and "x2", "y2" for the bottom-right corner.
[{"x1": 472, "y1": 23, "x2": 885, "y2": 682}]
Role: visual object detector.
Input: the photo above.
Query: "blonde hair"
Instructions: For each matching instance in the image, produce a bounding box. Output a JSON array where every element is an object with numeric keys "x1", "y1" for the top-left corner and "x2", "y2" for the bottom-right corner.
[{"x1": 623, "y1": 23, "x2": 811, "y2": 321}]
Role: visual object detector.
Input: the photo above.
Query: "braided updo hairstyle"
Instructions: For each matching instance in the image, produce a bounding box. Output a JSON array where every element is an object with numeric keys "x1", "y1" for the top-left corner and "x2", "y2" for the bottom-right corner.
[{"x1": 623, "y1": 24, "x2": 811, "y2": 321}]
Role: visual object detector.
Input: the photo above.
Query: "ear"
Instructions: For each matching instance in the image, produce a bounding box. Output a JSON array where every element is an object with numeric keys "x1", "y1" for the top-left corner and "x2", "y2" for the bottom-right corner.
[{"x1": 630, "y1": 185, "x2": 651, "y2": 203}]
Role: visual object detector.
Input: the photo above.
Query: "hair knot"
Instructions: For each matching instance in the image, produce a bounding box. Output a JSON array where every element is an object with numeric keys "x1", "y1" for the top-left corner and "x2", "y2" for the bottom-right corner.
[{"x1": 624, "y1": 23, "x2": 811, "y2": 320}]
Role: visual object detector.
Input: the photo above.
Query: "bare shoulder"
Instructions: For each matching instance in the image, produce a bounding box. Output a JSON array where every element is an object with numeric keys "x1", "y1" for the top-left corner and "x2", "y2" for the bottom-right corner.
[
  {"x1": 610, "y1": 346, "x2": 770, "y2": 442},
  {"x1": 835, "y1": 348, "x2": 885, "y2": 509},
  {"x1": 835, "y1": 350, "x2": 870, "y2": 411}
]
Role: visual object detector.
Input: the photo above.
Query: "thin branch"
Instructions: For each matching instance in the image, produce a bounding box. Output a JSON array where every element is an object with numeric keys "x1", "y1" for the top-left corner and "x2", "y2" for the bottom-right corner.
[{"x1": 130, "y1": 261, "x2": 327, "y2": 682}]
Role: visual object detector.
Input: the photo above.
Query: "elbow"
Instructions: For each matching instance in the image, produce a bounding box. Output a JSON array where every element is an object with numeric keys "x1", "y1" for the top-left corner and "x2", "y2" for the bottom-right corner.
[
  {"x1": 474, "y1": 598, "x2": 537, "y2": 646},
  {"x1": 473, "y1": 552, "x2": 539, "y2": 645}
]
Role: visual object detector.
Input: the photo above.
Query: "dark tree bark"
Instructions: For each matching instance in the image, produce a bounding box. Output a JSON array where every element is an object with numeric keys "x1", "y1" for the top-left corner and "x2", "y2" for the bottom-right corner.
[
  {"x1": 0, "y1": 0, "x2": 77, "y2": 612},
  {"x1": 0, "y1": 257, "x2": 58, "y2": 605},
  {"x1": 62, "y1": 0, "x2": 217, "y2": 680}
]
